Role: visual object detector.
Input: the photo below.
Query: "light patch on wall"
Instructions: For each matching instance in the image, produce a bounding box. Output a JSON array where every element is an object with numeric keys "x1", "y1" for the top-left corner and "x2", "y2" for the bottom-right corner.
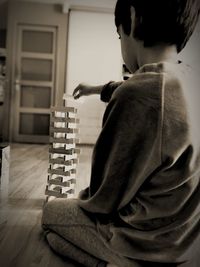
[
  {"x1": 66, "y1": 9, "x2": 122, "y2": 144},
  {"x1": 66, "y1": 10, "x2": 121, "y2": 93},
  {"x1": 179, "y1": 20, "x2": 200, "y2": 71}
]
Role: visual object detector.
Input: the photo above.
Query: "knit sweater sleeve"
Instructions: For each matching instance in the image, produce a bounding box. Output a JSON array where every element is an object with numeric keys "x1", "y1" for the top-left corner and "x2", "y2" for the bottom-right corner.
[
  {"x1": 100, "y1": 81, "x2": 123, "y2": 102},
  {"x1": 78, "y1": 79, "x2": 162, "y2": 215}
]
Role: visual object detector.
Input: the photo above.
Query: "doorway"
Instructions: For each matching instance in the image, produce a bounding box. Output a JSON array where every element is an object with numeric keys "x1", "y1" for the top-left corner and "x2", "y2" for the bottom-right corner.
[{"x1": 6, "y1": 1, "x2": 67, "y2": 143}]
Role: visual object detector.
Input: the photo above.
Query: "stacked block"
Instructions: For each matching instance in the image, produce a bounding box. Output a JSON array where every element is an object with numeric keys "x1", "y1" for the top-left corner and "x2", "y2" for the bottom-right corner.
[{"x1": 45, "y1": 106, "x2": 80, "y2": 202}]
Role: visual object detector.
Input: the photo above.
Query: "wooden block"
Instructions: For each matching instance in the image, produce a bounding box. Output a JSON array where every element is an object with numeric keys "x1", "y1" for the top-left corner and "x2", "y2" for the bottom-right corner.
[
  {"x1": 48, "y1": 167, "x2": 76, "y2": 176},
  {"x1": 50, "y1": 106, "x2": 77, "y2": 113},
  {"x1": 48, "y1": 168, "x2": 70, "y2": 176},
  {"x1": 49, "y1": 165, "x2": 76, "y2": 172},
  {"x1": 49, "y1": 137, "x2": 79, "y2": 144},
  {"x1": 47, "y1": 176, "x2": 76, "y2": 187},
  {"x1": 45, "y1": 188, "x2": 68, "y2": 198},
  {"x1": 51, "y1": 117, "x2": 80, "y2": 123},
  {"x1": 49, "y1": 147, "x2": 74, "y2": 155},
  {"x1": 50, "y1": 127, "x2": 79, "y2": 134},
  {"x1": 49, "y1": 147, "x2": 80, "y2": 155},
  {"x1": 49, "y1": 157, "x2": 78, "y2": 165},
  {"x1": 45, "y1": 187, "x2": 75, "y2": 198},
  {"x1": 52, "y1": 185, "x2": 62, "y2": 192},
  {"x1": 63, "y1": 188, "x2": 75, "y2": 195},
  {"x1": 48, "y1": 166, "x2": 76, "y2": 173}
]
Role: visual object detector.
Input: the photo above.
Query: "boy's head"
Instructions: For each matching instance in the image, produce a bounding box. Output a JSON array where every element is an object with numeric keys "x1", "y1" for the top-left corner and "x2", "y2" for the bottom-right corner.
[{"x1": 115, "y1": 0, "x2": 200, "y2": 53}]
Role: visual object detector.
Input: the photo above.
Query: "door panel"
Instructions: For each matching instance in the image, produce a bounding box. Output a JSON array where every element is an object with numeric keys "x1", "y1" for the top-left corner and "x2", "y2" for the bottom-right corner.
[
  {"x1": 21, "y1": 58, "x2": 53, "y2": 81},
  {"x1": 14, "y1": 25, "x2": 56, "y2": 142},
  {"x1": 19, "y1": 113, "x2": 50, "y2": 135},
  {"x1": 22, "y1": 30, "x2": 54, "y2": 53},
  {"x1": 20, "y1": 86, "x2": 51, "y2": 108}
]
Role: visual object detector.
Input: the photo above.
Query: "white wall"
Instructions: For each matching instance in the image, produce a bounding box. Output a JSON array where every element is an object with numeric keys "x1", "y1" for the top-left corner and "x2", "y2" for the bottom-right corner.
[
  {"x1": 66, "y1": 10, "x2": 122, "y2": 144},
  {"x1": 179, "y1": 21, "x2": 200, "y2": 70},
  {"x1": 66, "y1": 10, "x2": 121, "y2": 93}
]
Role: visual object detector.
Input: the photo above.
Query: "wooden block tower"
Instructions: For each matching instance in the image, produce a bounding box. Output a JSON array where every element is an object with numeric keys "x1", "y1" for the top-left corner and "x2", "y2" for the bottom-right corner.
[{"x1": 45, "y1": 106, "x2": 80, "y2": 201}]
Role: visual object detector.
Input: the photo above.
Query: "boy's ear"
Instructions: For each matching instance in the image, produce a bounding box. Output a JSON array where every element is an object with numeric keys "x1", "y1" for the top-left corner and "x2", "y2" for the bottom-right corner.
[{"x1": 130, "y1": 6, "x2": 136, "y2": 35}]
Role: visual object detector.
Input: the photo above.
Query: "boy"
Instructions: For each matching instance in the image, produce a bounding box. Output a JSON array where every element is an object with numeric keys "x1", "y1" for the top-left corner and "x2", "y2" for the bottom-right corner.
[{"x1": 42, "y1": 0, "x2": 200, "y2": 266}]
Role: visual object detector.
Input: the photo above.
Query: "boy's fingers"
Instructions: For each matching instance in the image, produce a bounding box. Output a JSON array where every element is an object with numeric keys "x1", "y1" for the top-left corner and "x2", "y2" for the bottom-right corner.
[
  {"x1": 73, "y1": 83, "x2": 89, "y2": 99},
  {"x1": 73, "y1": 84, "x2": 85, "y2": 98},
  {"x1": 73, "y1": 88, "x2": 84, "y2": 99},
  {"x1": 74, "y1": 93, "x2": 80, "y2": 99},
  {"x1": 73, "y1": 86, "x2": 80, "y2": 96}
]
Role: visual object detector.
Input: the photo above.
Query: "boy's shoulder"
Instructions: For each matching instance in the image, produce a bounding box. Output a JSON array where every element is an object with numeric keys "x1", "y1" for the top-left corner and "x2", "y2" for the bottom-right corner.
[
  {"x1": 113, "y1": 62, "x2": 188, "y2": 103},
  {"x1": 112, "y1": 70, "x2": 164, "y2": 104}
]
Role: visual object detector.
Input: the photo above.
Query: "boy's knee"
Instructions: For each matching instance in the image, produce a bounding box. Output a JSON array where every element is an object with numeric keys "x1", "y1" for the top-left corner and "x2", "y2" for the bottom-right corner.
[
  {"x1": 41, "y1": 198, "x2": 80, "y2": 227},
  {"x1": 42, "y1": 200, "x2": 57, "y2": 227}
]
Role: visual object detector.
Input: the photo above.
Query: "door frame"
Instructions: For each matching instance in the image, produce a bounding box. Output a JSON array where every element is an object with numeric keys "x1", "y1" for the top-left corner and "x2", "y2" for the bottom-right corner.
[
  {"x1": 4, "y1": 1, "x2": 68, "y2": 142},
  {"x1": 13, "y1": 24, "x2": 57, "y2": 143}
]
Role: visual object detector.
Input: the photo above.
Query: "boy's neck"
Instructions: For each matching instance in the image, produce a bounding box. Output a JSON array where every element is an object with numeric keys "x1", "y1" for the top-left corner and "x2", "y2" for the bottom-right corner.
[{"x1": 137, "y1": 43, "x2": 178, "y2": 68}]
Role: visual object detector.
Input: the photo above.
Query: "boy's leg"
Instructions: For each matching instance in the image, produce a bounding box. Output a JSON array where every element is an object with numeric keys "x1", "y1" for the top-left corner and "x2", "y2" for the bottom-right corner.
[
  {"x1": 41, "y1": 198, "x2": 124, "y2": 267},
  {"x1": 46, "y1": 232, "x2": 106, "y2": 267},
  {"x1": 42, "y1": 199, "x2": 184, "y2": 267}
]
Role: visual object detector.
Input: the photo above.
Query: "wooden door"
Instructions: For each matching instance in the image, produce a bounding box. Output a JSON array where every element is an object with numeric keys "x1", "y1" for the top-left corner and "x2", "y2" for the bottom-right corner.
[
  {"x1": 6, "y1": 1, "x2": 67, "y2": 143},
  {"x1": 14, "y1": 25, "x2": 56, "y2": 143}
]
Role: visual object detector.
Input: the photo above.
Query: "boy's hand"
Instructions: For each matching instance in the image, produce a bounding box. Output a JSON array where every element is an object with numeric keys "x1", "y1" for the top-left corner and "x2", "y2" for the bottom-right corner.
[
  {"x1": 73, "y1": 83, "x2": 103, "y2": 99},
  {"x1": 73, "y1": 83, "x2": 92, "y2": 99}
]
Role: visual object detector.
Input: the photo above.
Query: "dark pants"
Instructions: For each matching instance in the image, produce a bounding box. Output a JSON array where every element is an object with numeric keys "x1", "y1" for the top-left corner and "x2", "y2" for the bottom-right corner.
[{"x1": 42, "y1": 198, "x2": 188, "y2": 267}]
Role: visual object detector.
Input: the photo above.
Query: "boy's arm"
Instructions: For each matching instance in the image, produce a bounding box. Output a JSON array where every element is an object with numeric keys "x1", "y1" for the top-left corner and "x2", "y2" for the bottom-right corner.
[
  {"x1": 78, "y1": 84, "x2": 161, "y2": 214},
  {"x1": 73, "y1": 81, "x2": 123, "y2": 102},
  {"x1": 100, "y1": 81, "x2": 123, "y2": 102}
]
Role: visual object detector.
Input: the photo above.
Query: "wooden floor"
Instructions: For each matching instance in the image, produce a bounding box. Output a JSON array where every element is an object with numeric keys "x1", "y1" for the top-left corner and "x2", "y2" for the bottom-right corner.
[{"x1": 0, "y1": 143, "x2": 93, "y2": 267}]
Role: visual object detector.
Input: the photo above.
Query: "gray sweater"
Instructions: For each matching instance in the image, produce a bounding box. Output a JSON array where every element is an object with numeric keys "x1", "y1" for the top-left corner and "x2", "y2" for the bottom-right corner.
[{"x1": 78, "y1": 62, "x2": 200, "y2": 265}]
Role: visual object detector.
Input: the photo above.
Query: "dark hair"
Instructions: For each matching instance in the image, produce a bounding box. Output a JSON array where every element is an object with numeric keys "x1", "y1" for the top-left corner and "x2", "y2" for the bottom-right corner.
[{"x1": 115, "y1": 0, "x2": 200, "y2": 52}]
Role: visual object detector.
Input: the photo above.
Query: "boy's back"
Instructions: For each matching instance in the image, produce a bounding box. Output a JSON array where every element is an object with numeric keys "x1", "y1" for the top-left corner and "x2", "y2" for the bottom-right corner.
[{"x1": 78, "y1": 61, "x2": 200, "y2": 265}]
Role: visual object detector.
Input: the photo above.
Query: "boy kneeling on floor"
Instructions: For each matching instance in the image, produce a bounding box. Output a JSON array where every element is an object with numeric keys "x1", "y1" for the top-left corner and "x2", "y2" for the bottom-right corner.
[{"x1": 42, "y1": 0, "x2": 200, "y2": 266}]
